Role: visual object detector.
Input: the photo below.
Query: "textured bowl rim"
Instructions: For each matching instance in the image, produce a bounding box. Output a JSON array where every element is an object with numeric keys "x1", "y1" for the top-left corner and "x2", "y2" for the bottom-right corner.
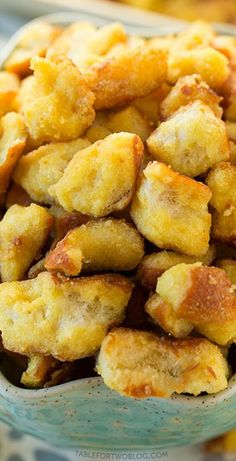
[{"x1": 0, "y1": 369, "x2": 236, "y2": 408}]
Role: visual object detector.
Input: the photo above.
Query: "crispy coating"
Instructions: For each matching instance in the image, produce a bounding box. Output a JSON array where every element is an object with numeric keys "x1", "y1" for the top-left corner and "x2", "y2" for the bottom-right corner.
[
  {"x1": 145, "y1": 293, "x2": 193, "y2": 338},
  {"x1": 97, "y1": 328, "x2": 229, "y2": 398},
  {"x1": 21, "y1": 354, "x2": 58, "y2": 388},
  {"x1": 216, "y1": 259, "x2": 236, "y2": 286},
  {"x1": 4, "y1": 21, "x2": 61, "y2": 77},
  {"x1": 0, "y1": 272, "x2": 132, "y2": 361},
  {"x1": 45, "y1": 218, "x2": 144, "y2": 275},
  {"x1": 131, "y1": 161, "x2": 212, "y2": 257},
  {"x1": 22, "y1": 50, "x2": 95, "y2": 143},
  {"x1": 147, "y1": 102, "x2": 229, "y2": 178},
  {"x1": 167, "y1": 47, "x2": 229, "y2": 90},
  {"x1": 85, "y1": 124, "x2": 111, "y2": 143},
  {"x1": 104, "y1": 106, "x2": 152, "y2": 141},
  {"x1": 54, "y1": 22, "x2": 127, "y2": 71},
  {"x1": 6, "y1": 183, "x2": 32, "y2": 209},
  {"x1": 160, "y1": 74, "x2": 223, "y2": 120},
  {"x1": 0, "y1": 204, "x2": 53, "y2": 282},
  {"x1": 138, "y1": 246, "x2": 216, "y2": 290},
  {"x1": 28, "y1": 258, "x2": 46, "y2": 279},
  {"x1": 170, "y1": 21, "x2": 214, "y2": 52},
  {"x1": 13, "y1": 137, "x2": 90, "y2": 204},
  {"x1": 49, "y1": 132, "x2": 143, "y2": 217},
  {"x1": 0, "y1": 71, "x2": 20, "y2": 116},
  {"x1": 206, "y1": 162, "x2": 236, "y2": 246},
  {"x1": 156, "y1": 263, "x2": 236, "y2": 345},
  {"x1": 85, "y1": 46, "x2": 167, "y2": 110},
  {"x1": 133, "y1": 83, "x2": 171, "y2": 125},
  {"x1": 0, "y1": 112, "x2": 27, "y2": 201}
]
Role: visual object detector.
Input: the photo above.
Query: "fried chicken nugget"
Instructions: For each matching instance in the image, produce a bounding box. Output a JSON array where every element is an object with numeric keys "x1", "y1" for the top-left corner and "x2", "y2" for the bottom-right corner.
[
  {"x1": 206, "y1": 162, "x2": 236, "y2": 246},
  {"x1": 147, "y1": 102, "x2": 229, "y2": 178},
  {"x1": 22, "y1": 50, "x2": 95, "y2": 143},
  {"x1": 0, "y1": 112, "x2": 27, "y2": 201},
  {"x1": 0, "y1": 204, "x2": 53, "y2": 282},
  {"x1": 97, "y1": 328, "x2": 229, "y2": 398},
  {"x1": 0, "y1": 272, "x2": 132, "y2": 361},
  {"x1": 45, "y1": 218, "x2": 144, "y2": 275},
  {"x1": 153, "y1": 263, "x2": 236, "y2": 345},
  {"x1": 0, "y1": 71, "x2": 20, "y2": 116},
  {"x1": 104, "y1": 106, "x2": 152, "y2": 142},
  {"x1": 4, "y1": 21, "x2": 61, "y2": 78},
  {"x1": 49, "y1": 132, "x2": 143, "y2": 217},
  {"x1": 167, "y1": 47, "x2": 229, "y2": 90},
  {"x1": 138, "y1": 245, "x2": 216, "y2": 290},
  {"x1": 160, "y1": 74, "x2": 223, "y2": 120},
  {"x1": 13, "y1": 137, "x2": 90, "y2": 204},
  {"x1": 54, "y1": 22, "x2": 127, "y2": 71},
  {"x1": 131, "y1": 162, "x2": 212, "y2": 257},
  {"x1": 85, "y1": 46, "x2": 167, "y2": 110},
  {"x1": 216, "y1": 259, "x2": 236, "y2": 286}
]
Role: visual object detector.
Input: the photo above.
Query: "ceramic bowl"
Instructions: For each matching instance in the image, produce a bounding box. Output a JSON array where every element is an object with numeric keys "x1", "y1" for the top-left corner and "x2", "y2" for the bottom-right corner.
[
  {"x1": 1, "y1": 370, "x2": 236, "y2": 450},
  {"x1": 1, "y1": 12, "x2": 236, "y2": 451}
]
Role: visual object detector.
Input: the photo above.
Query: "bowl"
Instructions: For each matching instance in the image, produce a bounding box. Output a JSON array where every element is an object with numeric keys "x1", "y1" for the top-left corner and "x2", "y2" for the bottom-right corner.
[{"x1": 1, "y1": 11, "x2": 236, "y2": 451}]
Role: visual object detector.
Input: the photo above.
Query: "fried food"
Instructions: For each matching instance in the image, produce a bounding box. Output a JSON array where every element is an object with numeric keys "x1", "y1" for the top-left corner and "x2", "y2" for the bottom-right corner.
[
  {"x1": 6, "y1": 183, "x2": 32, "y2": 209},
  {"x1": 45, "y1": 218, "x2": 144, "y2": 275},
  {"x1": 97, "y1": 328, "x2": 229, "y2": 397},
  {"x1": 22, "y1": 50, "x2": 95, "y2": 143},
  {"x1": 0, "y1": 71, "x2": 20, "y2": 116},
  {"x1": 154, "y1": 263, "x2": 236, "y2": 345},
  {"x1": 13, "y1": 137, "x2": 90, "y2": 204},
  {"x1": 49, "y1": 132, "x2": 143, "y2": 217},
  {"x1": 0, "y1": 272, "x2": 132, "y2": 361},
  {"x1": 21, "y1": 354, "x2": 58, "y2": 388},
  {"x1": 131, "y1": 161, "x2": 212, "y2": 257},
  {"x1": 206, "y1": 162, "x2": 236, "y2": 246},
  {"x1": 4, "y1": 21, "x2": 61, "y2": 77},
  {"x1": 167, "y1": 47, "x2": 229, "y2": 90},
  {"x1": 0, "y1": 112, "x2": 27, "y2": 201},
  {"x1": 216, "y1": 259, "x2": 236, "y2": 286},
  {"x1": 160, "y1": 74, "x2": 223, "y2": 120},
  {"x1": 104, "y1": 106, "x2": 152, "y2": 141},
  {"x1": 85, "y1": 46, "x2": 167, "y2": 109},
  {"x1": 0, "y1": 204, "x2": 53, "y2": 282},
  {"x1": 138, "y1": 245, "x2": 216, "y2": 290},
  {"x1": 147, "y1": 102, "x2": 229, "y2": 178}
]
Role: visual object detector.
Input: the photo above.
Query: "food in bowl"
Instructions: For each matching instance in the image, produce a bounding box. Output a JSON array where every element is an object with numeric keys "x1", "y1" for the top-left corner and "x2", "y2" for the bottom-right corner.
[{"x1": 0, "y1": 19, "x2": 236, "y2": 400}]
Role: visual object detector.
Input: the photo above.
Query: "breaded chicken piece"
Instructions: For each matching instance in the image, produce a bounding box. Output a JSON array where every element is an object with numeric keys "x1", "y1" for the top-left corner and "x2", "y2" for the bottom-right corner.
[
  {"x1": 0, "y1": 113, "x2": 27, "y2": 201},
  {"x1": 160, "y1": 74, "x2": 223, "y2": 120},
  {"x1": 0, "y1": 204, "x2": 53, "y2": 282},
  {"x1": 167, "y1": 47, "x2": 229, "y2": 90},
  {"x1": 216, "y1": 259, "x2": 236, "y2": 286},
  {"x1": 22, "y1": 50, "x2": 95, "y2": 143},
  {"x1": 45, "y1": 218, "x2": 144, "y2": 275},
  {"x1": 54, "y1": 22, "x2": 127, "y2": 71},
  {"x1": 131, "y1": 162, "x2": 212, "y2": 257},
  {"x1": 155, "y1": 263, "x2": 236, "y2": 345},
  {"x1": 104, "y1": 106, "x2": 152, "y2": 141},
  {"x1": 85, "y1": 124, "x2": 111, "y2": 143},
  {"x1": 97, "y1": 328, "x2": 229, "y2": 398},
  {"x1": 4, "y1": 21, "x2": 61, "y2": 78},
  {"x1": 13, "y1": 137, "x2": 90, "y2": 204},
  {"x1": 170, "y1": 21, "x2": 214, "y2": 52},
  {"x1": 206, "y1": 162, "x2": 236, "y2": 246},
  {"x1": 0, "y1": 272, "x2": 132, "y2": 361},
  {"x1": 147, "y1": 102, "x2": 229, "y2": 178},
  {"x1": 85, "y1": 46, "x2": 167, "y2": 110},
  {"x1": 21, "y1": 354, "x2": 58, "y2": 388},
  {"x1": 49, "y1": 132, "x2": 143, "y2": 217},
  {"x1": 0, "y1": 71, "x2": 20, "y2": 116},
  {"x1": 138, "y1": 246, "x2": 216, "y2": 290},
  {"x1": 229, "y1": 141, "x2": 236, "y2": 166}
]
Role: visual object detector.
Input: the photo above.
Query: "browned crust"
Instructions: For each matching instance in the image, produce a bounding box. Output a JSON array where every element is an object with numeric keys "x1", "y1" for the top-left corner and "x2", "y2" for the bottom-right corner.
[
  {"x1": 137, "y1": 256, "x2": 164, "y2": 289},
  {"x1": 6, "y1": 183, "x2": 32, "y2": 208},
  {"x1": 50, "y1": 272, "x2": 133, "y2": 294},
  {"x1": 179, "y1": 266, "x2": 236, "y2": 323}
]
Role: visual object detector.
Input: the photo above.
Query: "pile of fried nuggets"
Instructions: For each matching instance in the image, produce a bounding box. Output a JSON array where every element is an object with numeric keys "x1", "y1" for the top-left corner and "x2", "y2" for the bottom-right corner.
[{"x1": 0, "y1": 19, "x2": 236, "y2": 398}]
